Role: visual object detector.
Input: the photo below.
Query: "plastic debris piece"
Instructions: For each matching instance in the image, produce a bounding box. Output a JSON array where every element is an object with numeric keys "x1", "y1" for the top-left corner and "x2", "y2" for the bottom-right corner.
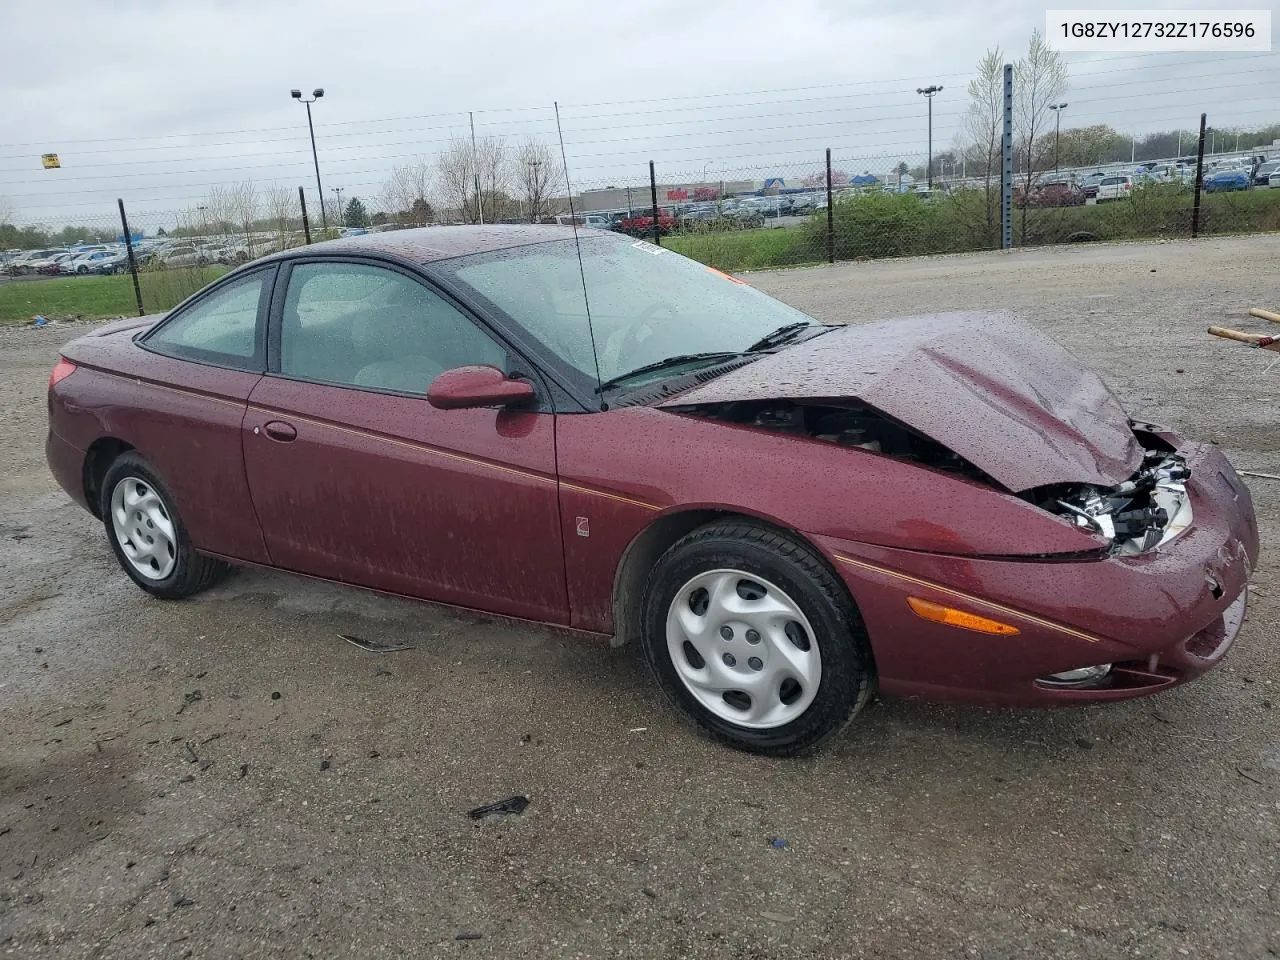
[
  {"x1": 270, "y1": 691, "x2": 281, "y2": 700},
  {"x1": 455, "y1": 932, "x2": 483, "y2": 941},
  {"x1": 340, "y1": 633, "x2": 415, "y2": 653},
  {"x1": 767, "y1": 836, "x2": 788, "y2": 849},
  {"x1": 468, "y1": 795, "x2": 529, "y2": 820},
  {"x1": 176, "y1": 690, "x2": 203, "y2": 715},
  {"x1": 32, "y1": 316, "x2": 48, "y2": 327}
]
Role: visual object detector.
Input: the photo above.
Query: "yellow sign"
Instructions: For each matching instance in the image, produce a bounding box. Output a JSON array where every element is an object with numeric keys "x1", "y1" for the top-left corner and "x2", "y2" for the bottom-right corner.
[{"x1": 41, "y1": 153, "x2": 60, "y2": 169}]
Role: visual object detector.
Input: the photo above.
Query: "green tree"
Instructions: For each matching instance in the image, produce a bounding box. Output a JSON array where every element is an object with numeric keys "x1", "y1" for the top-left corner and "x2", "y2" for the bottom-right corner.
[{"x1": 344, "y1": 196, "x2": 369, "y2": 228}]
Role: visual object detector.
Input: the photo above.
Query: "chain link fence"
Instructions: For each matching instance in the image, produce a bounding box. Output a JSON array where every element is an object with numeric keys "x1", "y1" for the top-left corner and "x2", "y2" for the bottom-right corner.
[{"x1": 3, "y1": 96, "x2": 1278, "y2": 322}]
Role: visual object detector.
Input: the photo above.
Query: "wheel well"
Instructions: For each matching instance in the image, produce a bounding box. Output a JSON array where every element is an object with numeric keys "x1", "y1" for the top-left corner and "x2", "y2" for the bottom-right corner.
[
  {"x1": 83, "y1": 438, "x2": 134, "y2": 518},
  {"x1": 611, "y1": 509, "x2": 867, "y2": 650}
]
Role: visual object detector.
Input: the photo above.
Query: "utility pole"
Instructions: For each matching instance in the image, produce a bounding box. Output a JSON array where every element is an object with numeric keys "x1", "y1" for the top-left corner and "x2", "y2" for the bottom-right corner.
[
  {"x1": 917, "y1": 84, "x2": 943, "y2": 189},
  {"x1": 1048, "y1": 103, "x2": 1067, "y2": 172},
  {"x1": 331, "y1": 187, "x2": 344, "y2": 226},
  {"x1": 470, "y1": 111, "x2": 484, "y2": 224}
]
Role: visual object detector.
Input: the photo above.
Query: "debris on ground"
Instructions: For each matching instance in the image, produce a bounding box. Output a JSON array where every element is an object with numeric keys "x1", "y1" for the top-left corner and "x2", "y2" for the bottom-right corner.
[
  {"x1": 270, "y1": 691, "x2": 281, "y2": 700},
  {"x1": 237, "y1": 764, "x2": 249, "y2": 779},
  {"x1": 1237, "y1": 766, "x2": 1266, "y2": 785},
  {"x1": 176, "y1": 690, "x2": 203, "y2": 715},
  {"x1": 767, "y1": 837, "x2": 788, "y2": 849},
  {"x1": 181, "y1": 742, "x2": 199, "y2": 764},
  {"x1": 455, "y1": 932, "x2": 483, "y2": 941},
  {"x1": 1240, "y1": 470, "x2": 1280, "y2": 481},
  {"x1": 339, "y1": 633, "x2": 415, "y2": 653},
  {"x1": 467, "y1": 795, "x2": 529, "y2": 820}
]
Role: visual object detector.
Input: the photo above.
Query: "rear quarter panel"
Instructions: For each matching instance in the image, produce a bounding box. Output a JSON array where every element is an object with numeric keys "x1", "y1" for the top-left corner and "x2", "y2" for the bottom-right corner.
[{"x1": 53, "y1": 330, "x2": 269, "y2": 563}]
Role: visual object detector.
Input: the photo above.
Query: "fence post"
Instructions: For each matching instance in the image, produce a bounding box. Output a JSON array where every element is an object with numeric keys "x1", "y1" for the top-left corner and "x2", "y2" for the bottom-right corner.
[
  {"x1": 825, "y1": 148, "x2": 835, "y2": 264},
  {"x1": 299, "y1": 187, "x2": 312, "y2": 245},
  {"x1": 116, "y1": 199, "x2": 145, "y2": 317},
  {"x1": 649, "y1": 160, "x2": 661, "y2": 246},
  {"x1": 1001, "y1": 63, "x2": 1013, "y2": 250},
  {"x1": 1192, "y1": 113, "x2": 1207, "y2": 239}
]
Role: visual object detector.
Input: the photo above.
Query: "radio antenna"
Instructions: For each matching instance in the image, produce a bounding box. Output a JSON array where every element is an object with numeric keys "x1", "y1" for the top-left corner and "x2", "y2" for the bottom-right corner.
[{"x1": 554, "y1": 100, "x2": 605, "y2": 410}]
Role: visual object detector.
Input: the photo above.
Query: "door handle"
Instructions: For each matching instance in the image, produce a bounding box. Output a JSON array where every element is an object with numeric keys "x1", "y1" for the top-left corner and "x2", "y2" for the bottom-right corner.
[{"x1": 262, "y1": 420, "x2": 297, "y2": 442}]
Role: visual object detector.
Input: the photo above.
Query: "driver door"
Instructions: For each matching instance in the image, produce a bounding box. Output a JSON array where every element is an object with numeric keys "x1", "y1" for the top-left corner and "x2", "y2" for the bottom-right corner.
[{"x1": 242, "y1": 259, "x2": 569, "y2": 624}]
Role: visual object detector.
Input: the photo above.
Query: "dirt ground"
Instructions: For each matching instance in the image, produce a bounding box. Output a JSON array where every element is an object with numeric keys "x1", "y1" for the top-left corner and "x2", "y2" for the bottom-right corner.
[{"x1": 2, "y1": 235, "x2": 1278, "y2": 960}]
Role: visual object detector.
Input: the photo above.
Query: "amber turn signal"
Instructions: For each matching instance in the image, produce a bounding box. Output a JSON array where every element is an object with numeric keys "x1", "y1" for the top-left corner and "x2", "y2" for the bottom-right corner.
[{"x1": 906, "y1": 596, "x2": 1020, "y2": 636}]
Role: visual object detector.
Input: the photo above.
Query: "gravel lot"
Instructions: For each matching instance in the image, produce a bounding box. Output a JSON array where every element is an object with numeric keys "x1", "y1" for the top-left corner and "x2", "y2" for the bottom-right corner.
[{"x1": 2, "y1": 235, "x2": 1278, "y2": 959}]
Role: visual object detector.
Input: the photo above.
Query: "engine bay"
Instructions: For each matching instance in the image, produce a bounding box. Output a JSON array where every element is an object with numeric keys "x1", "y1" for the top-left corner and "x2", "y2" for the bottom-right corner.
[
  {"x1": 1026, "y1": 446, "x2": 1192, "y2": 556},
  {"x1": 675, "y1": 400, "x2": 1192, "y2": 557},
  {"x1": 671, "y1": 398, "x2": 993, "y2": 483}
]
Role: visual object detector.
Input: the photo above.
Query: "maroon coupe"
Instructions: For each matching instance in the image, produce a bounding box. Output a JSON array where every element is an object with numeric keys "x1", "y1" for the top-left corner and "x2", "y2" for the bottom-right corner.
[{"x1": 45, "y1": 227, "x2": 1258, "y2": 754}]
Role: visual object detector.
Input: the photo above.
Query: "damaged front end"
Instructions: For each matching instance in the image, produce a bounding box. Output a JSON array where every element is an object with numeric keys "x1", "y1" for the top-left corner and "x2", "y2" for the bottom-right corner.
[
  {"x1": 1025, "y1": 432, "x2": 1192, "y2": 557},
  {"x1": 675, "y1": 397, "x2": 1194, "y2": 560}
]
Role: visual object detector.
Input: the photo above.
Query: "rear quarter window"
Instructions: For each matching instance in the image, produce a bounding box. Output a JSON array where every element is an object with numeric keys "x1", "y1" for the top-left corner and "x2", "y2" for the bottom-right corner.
[{"x1": 143, "y1": 269, "x2": 271, "y2": 371}]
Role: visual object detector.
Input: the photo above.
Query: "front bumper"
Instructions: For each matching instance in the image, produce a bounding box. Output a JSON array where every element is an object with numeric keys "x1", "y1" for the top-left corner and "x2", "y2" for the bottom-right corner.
[{"x1": 814, "y1": 440, "x2": 1258, "y2": 706}]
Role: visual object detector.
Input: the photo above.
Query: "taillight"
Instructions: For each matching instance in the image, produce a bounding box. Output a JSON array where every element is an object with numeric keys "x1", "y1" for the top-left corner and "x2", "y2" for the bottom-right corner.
[{"x1": 49, "y1": 358, "x2": 77, "y2": 389}]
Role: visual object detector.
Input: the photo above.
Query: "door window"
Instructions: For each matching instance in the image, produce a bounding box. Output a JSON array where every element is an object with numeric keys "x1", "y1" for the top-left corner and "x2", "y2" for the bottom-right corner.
[
  {"x1": 144, "y1": 270, "x2": 268, "y2": 369},
  {"x1": 278, "y1": 262, "x2": 507, "y2": 394}
]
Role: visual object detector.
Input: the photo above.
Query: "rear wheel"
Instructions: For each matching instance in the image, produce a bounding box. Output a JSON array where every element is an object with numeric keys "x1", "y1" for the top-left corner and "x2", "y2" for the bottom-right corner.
[
  {"x1": 100, "y1": 453, "x2": 230, "y2": 599},
  {"x1": 640, "y1": 521, "x2": 875, "y2": 756}
]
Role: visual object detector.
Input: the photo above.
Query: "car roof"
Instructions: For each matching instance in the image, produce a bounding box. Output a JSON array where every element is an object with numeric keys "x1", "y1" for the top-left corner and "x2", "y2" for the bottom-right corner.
[{"x1": 267, "y1": 225, "x2": 595, "y2": 267}]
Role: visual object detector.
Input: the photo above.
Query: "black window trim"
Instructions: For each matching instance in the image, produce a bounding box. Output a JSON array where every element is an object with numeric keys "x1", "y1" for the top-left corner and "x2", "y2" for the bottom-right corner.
[
  {"x1": 137, "y1": 264, "x2": 277, "y2": 372},
  {"x1": 263, "y1": 253, "x2": 561, "y2": 412}
]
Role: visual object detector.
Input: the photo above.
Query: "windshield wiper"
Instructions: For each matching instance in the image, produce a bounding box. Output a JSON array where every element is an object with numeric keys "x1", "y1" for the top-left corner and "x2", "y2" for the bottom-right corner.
[
  {"x1": 744, "y1": 322, "x2": 821, "y2": 352},
  {"x1": 596, "y1": 352, "x2": 744, "y2": 392}
]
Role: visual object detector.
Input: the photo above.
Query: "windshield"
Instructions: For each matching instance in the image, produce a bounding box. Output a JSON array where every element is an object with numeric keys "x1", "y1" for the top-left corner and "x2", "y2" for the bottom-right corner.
[{"x1": 441, "y1": 235, "x2": 816, "y2": 388}]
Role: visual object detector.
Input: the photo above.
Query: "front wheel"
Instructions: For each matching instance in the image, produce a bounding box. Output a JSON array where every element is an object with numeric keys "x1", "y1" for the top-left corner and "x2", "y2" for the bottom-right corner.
[
  {"x1": 640, "y1": 521, "x2": 875, "y2": 756},
  {"x1": 100, "y1": 453, "x2": 230, "y2": 599}
]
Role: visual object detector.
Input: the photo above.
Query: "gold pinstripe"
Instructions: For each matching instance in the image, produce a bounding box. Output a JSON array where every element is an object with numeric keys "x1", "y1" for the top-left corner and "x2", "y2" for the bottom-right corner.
[
  {"x1": 833, "y1": 552, "x2": 1105, "y2": 645},
  {"x1": 558, "y1": 482, "x2": 661, "y2": 511}
]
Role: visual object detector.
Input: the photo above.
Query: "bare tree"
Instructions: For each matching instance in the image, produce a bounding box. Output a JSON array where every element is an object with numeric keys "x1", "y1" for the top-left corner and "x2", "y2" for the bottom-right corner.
[
  {"x1": 0, "y1": 194, "x2": 14, "y2": 226},
  {"x1": 1015, "y1": 30, "x2": 1068, "y2": 241},
  {"x1": 436, "y1": 135, "x2": 518, "y2": 223},
  {"x1": 381, "y1": 157, "x2": 434, "y2": 223},
  {"x1": 514, "y1": 139, "x2": 564, "y2": 223},
  {"x1": 436, "y1": 138, "x2": 479, "y2": 222},
  {"x1": 263, "y1": 183, "x2": 297, "y2": 250},
  {"x1": 962, "y1": 46, "x2": 1005, "y2": 245},
  {"x1": 227, "y1": 180, "x2": 260, "y2": 257}
]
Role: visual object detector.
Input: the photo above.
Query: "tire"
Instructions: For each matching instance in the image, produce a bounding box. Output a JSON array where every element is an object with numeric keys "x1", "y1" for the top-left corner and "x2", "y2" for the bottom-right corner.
[
  {"x1": 99, "y1": 452, "x2": 230, "y2": 599},
  {"x1": 639, "y1": 521, "x2": 875, "y2": 756}
]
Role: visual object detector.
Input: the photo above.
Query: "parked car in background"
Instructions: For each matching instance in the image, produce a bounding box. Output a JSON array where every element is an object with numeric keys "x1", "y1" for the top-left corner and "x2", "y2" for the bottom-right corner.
[
  {"x1": 1078, "y1": 173, "x2": 1106, "y2": 200},
  {"x1": 69, "y1": 250, "x2": 129, "y2": 275},
  {"x1": 1204, "y1": 169, "x2": 1252, "y2": 193},
  {"x1": 39, "y1": 252, "x2": 81, "y2": 275},
  {"x1": 1095, "y1": 175, "x2": 1133, "y2": 202},
  {"x1": 6, "y1": 249, "x2": 64, "y2": 275},
  {"x1": 1250, "y1": 160, "x2": 1279, "y2": 187},
  {"x1": 158, "y1": 243, "x2": 214, "y2": 268},
  {"x1": 1029, "y1": 180, "x2": 1086, "y2": 207},
  {"x1": 619, "y1": 211, "x2": 677, "y2": 236}
]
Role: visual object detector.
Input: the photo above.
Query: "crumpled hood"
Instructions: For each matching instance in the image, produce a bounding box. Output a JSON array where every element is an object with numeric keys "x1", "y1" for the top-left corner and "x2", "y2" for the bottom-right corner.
[{"x1": 659, "y1": 311, "x2": 1142, "y2": 492}]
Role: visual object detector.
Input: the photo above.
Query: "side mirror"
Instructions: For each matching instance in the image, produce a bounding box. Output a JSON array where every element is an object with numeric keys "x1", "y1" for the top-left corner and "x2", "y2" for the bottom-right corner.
[{"x1": 427, "y1": 365, "x2": 535, "y2": 411}]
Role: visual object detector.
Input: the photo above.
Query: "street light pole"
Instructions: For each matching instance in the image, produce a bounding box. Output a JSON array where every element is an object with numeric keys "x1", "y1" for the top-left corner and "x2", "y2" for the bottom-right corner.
[
  {"x1": 331, "y1": 187, "x2": 345, "y2": 226},
  {"x1": 916, "y1": 85, "x2": 942, "y2": 189},
  {"x1": 291, "y1": 87, "x2": 327, "y2": 232},
  {"x1": 1048, "y1": 103, "x2": 1067, "y2": 172}
]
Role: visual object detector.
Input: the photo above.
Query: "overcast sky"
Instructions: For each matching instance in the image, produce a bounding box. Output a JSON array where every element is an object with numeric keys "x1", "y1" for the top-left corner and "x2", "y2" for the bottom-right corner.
[{"x1": 2, "y1": 0, "x2": 1276, "y2": 227}]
